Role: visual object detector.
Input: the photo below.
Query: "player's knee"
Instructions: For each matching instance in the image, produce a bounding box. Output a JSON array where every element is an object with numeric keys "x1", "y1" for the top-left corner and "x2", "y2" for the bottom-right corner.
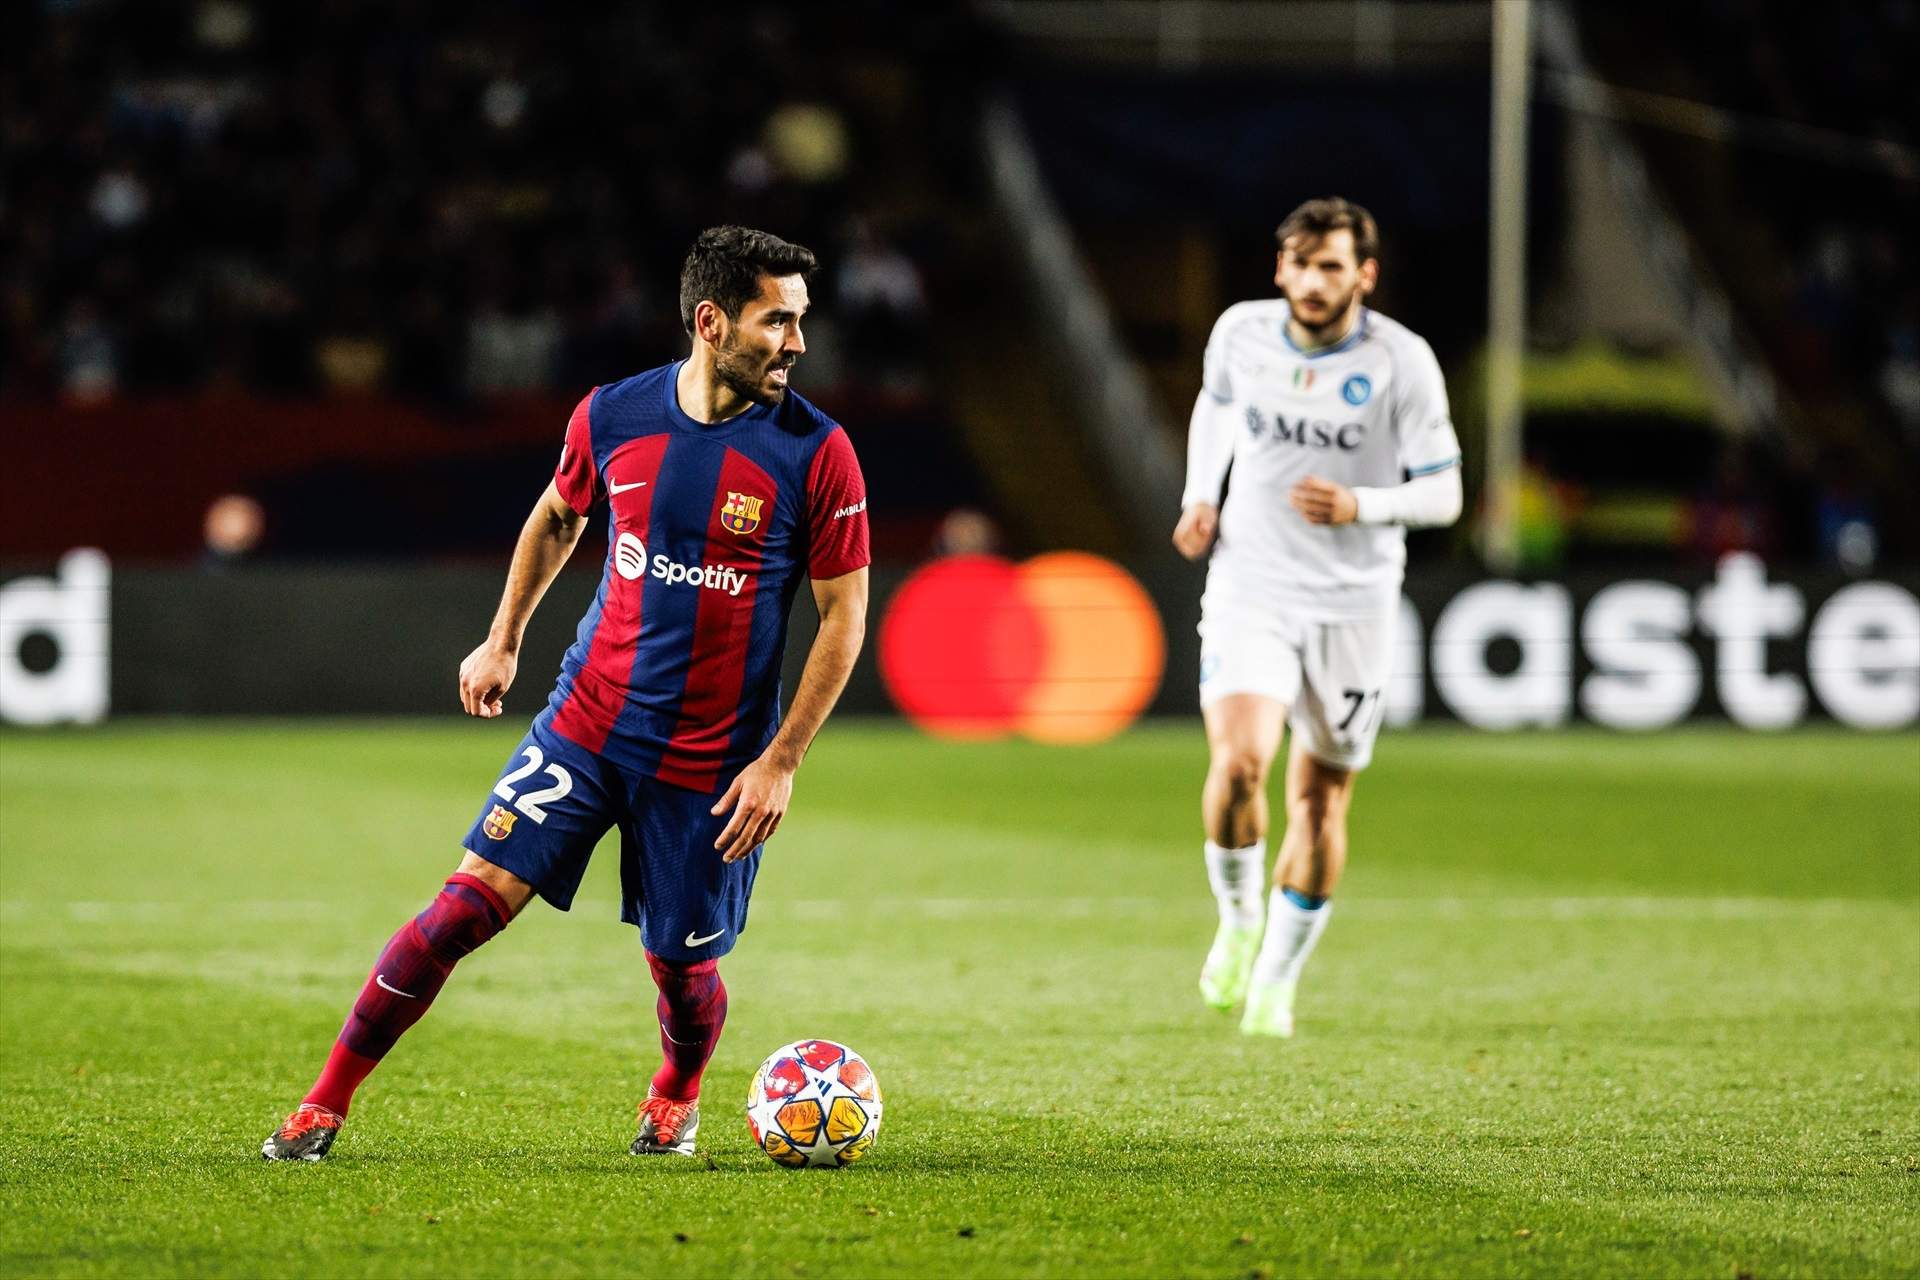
[
  {"x1": 414, "y1": 876, "x2": 509, "y2": 959},
  {"x1": 453, "y1": 851, "x2": 535, "y2": 911},
  {"x1": 1212, "y1": 747, "x2": 1270, "y2": 797},
  {"x1": 647, "y1": 952, "x2": 720, "y2": 984}
]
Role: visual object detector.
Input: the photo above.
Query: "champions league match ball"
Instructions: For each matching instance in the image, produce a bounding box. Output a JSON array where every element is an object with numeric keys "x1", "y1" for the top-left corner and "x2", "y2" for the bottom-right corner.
[{"x1": 746, "y1": 1040, "x2": 883, "y2": 1168}]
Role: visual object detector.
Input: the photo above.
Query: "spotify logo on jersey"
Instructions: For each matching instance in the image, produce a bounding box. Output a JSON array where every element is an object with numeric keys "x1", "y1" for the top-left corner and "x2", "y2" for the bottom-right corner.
[
  {"x1": 614, "y1": 532, "x2": 648, "y2": 580},
  {"x1": 611, "y1": 532, "x2": 753, "y2": 597}
]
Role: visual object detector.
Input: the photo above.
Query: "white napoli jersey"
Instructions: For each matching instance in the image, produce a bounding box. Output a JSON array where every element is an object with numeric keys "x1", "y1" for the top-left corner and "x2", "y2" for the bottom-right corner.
[{"x1": 1189, "y1": 300, "x2": 1461, "y2": 620}]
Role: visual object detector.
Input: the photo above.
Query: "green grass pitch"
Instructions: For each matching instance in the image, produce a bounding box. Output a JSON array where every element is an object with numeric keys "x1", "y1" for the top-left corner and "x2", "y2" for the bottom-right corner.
[{"x1": 1, "y1": 721, "x2": 1916, "y2": 1278}]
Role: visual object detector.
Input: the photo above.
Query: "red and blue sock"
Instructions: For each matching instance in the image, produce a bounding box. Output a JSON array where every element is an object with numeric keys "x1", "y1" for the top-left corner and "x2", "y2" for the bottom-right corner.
[
  {"x1": 303, "y1": 873, "x2": 509, "y2": 1116},
  {"x1": 646, "y1": 952, "x2": 728, "y2": 1102}
]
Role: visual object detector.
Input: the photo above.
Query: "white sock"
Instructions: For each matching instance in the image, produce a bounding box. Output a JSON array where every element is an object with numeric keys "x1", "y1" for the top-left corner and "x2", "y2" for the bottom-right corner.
[
  {"x1": 1203, "y1": 840, "x2": 1266, "y2": 927},
  {"x1": 1250, "y1": 888, "x2": 1332, "y2": 989}
]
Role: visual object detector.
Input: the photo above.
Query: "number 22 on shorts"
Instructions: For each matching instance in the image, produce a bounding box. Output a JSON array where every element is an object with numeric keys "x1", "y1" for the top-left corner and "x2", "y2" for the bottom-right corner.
[{"x1": 493, "y1": 745, "x2": 573, "y2": 824}]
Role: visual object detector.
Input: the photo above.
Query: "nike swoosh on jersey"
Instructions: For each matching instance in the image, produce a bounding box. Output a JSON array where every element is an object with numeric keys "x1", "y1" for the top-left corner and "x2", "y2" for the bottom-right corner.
[
  {"x1": 608, "y1": 478, "x2": 647, "y2": 494},
  {"x1": 375, "y1": 973, "x2": 418, "y2": 999},
  {"x1": 684, "y1": 929, "x2": 725, "y2": 947}
]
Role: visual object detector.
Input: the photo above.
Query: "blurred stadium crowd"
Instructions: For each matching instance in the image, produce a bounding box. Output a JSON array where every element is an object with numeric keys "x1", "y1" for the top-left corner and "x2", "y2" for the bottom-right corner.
[
  {"x1": 1559, "y1": 0, "x2": 1919, "y2": 569},
  {"x1": 2, "y1": 1, "x2": 949, "y2": 406},
  {"x1": 1712, "y1": 3, "x2": 1915, "y2": 438},
  {"x1": 2, "y1": 0, "x2": 1007, "y2": 561},
  {"x1": 1586, "y1": 0, "x2": 1919, "y2": 450},
  {"x1": 2, "y1": 0, "x2": 1914, "y2": 567}
]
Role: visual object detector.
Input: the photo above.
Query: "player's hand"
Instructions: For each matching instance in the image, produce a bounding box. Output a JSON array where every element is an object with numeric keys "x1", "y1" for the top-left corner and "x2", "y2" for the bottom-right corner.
[
  {"x1": 1289, "y1": 476, "x2": 1358, "y2": 525},
  {"x1": 458, "y1": 639, "x2": 518, "y2": 718},
  {"x1": 710, "y1": 754, "x2": 795, "y2": 863},
  {"x1": 1172, "y1": 503, "x2": 1220, "y2": 560}
]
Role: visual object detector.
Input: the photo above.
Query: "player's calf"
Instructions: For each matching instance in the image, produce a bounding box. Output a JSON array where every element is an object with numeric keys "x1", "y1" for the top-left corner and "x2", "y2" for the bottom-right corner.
[
  {"x1": 335, "y1": 873, "x2": 511, "y2": 1061},
  {"x1": 646, "y1": 953, "x2": 727, "y2": 1098},
  {"x1": 1238, "y1": 751, "x2": 1352, "y2": 1034},
  {"x1": 630, "y1": 953, "x2": 726, "y2": 1155},
  {"x1": 261, "y1": 873, "x2": 512, "y2": 1159}
]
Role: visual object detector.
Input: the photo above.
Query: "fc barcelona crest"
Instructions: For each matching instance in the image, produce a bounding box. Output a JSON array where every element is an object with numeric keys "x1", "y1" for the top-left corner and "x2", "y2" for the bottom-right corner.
[
  {"x1": 482, "y1": 803, "x2": 517, "y2": 840},
  {"x1": 720, "y1": 490, "x2": 765, "y2": 535}
]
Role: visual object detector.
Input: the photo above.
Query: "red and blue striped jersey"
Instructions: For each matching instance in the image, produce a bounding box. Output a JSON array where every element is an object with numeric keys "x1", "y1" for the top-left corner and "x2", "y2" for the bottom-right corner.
[{"x1": 538, "y1": 362, "x2": 869, "y2": 792}]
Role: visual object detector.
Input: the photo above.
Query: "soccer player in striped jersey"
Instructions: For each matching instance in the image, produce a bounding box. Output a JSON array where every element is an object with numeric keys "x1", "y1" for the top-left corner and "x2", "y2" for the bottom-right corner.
[
  {"x1": 1172, "y1": 198, "x2": 1463, "y2": 1037},
  {"x1": 264, "y1": 226, "x2": 870, "y2": 1160}
]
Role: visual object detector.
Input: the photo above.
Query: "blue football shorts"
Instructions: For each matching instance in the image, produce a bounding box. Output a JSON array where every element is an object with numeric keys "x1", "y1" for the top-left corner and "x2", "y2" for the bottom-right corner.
[{"x1": 459, "y1": 716, "x2": 761, "y2": 961}]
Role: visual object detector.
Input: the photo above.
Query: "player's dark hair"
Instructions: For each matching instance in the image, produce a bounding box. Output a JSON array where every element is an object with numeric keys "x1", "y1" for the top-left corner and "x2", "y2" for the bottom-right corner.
[
  {"x1": 1276, "y1": 197, "x2": 1380, "y2": 264},
  {"x1": 679, "y1": 226, "x2": 818, "y2": 336}
]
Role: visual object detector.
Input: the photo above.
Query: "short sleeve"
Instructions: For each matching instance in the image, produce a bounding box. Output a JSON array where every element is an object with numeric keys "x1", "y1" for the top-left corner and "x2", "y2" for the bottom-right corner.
[
  {"x1": 805, "y1": 426, "x2": 870, "y2": 579},
  {"x1": 1393, "y1": 339, "x2": 1462, "y2": 477},
  {"x1": 554, "y1": 388, "x2": 601, "y2": 514}
]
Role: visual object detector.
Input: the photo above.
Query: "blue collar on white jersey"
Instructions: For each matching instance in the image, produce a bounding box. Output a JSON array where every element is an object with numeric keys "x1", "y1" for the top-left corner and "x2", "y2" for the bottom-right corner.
[{"x1": 1279, "y1": 306, "x2": 1371, "y2": 359}]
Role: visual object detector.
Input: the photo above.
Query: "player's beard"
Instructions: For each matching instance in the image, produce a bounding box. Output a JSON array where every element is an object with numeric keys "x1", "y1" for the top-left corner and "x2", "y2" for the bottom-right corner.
[
  {"x1": 715, "y1": 333, "x2": 793, "y2": 408},
  {"x1": 1288, "y1": 285, "x2": 1362, "y2": 344}
]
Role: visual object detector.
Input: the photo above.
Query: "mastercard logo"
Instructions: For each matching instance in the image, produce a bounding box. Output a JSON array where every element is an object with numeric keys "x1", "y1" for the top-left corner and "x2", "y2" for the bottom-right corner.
[{"x1": 877, "y1": 552, "x2": 1166, "y2": 743}]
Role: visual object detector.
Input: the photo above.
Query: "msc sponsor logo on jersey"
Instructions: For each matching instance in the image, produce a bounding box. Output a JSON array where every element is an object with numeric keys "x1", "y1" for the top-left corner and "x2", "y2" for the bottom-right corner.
[
  {"x1": 1245, "y1": 407, "x2": 1366, "y2": 451},
  {"x1": 612, "y1": 531, "x2": 751, "y2": 596},
  {"x1": 720, "y1": 490, "x2": 765, "y2": 535},
  {"x1": 1341, "y1": 373, "x2": 1372, "y2": 406},
  {"x1": 482, "y1": 803, "x2": 518, "y2": 840}
]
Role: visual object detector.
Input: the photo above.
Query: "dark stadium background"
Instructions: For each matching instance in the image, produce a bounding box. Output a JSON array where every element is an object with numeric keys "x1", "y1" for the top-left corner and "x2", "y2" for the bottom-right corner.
[{"x1": 3, "y1": 0, "x2": 1916, "y2": 733}]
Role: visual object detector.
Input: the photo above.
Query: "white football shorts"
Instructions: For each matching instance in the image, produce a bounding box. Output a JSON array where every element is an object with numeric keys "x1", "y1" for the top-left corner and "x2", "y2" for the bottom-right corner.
[{"x1": 1197, "y1": 606, "x2": 1396, "y2": 770}]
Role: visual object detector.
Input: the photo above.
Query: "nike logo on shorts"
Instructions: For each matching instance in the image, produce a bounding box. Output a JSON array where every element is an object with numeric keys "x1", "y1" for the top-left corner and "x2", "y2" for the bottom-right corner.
[
  {"x1": 375, "y1": 973, "x2": 418, "y2": 999},
  {"x1": 684, "y1": 929, "x2": 724, "y2": 947}
]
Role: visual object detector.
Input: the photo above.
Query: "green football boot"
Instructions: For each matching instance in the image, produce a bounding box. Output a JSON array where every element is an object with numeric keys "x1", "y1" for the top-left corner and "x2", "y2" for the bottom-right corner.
[
  {"x1": 1239, "y1": 979, "x2": 1297, "y2": 1038},
  {"x1": 1198, "y1": 921, "x2": 1262, "y2": 1011}
]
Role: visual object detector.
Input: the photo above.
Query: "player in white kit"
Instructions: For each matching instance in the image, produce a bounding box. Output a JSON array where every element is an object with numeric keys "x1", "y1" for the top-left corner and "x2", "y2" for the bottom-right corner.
[{"x1": 1172, "y1": 198, "x2": 1463, "y2": 1037}]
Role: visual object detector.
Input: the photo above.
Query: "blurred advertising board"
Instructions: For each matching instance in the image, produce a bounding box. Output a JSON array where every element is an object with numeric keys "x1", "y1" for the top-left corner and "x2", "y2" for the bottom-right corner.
[{"x1": 1, "y1": 552, "x2": 1914, "y2": 732}]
